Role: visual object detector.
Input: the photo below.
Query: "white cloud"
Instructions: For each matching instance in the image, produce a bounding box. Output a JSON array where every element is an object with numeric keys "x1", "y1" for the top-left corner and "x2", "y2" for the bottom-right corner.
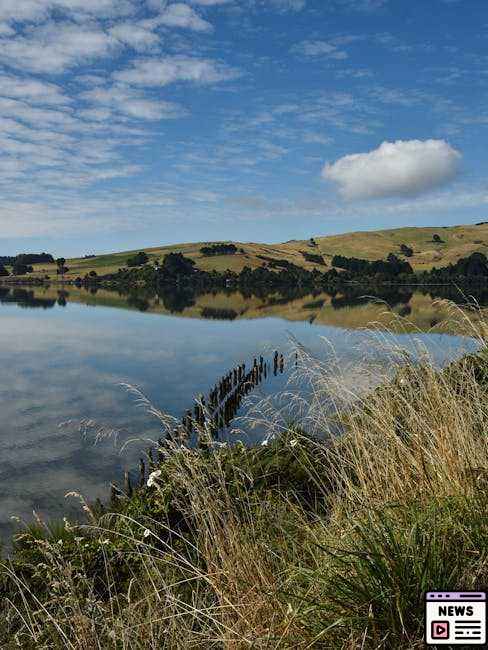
[
  {"x1": 292, "y1": 40, "x2": 348, "y2": 59},
  {"x1": 0, "y1": 97, "x2": 77, "y2": 129},
  {"x1": 333, "y1": 0, "x2": 387, "y2": 11},
  {"x1": 114, "y1": 55, "x2": 240, "y2": 86},
  {"x1": 81, "y1": 85, "x2": 185, "y2": 120},
  {"x1": 190, "y1": 0, "x2": 232, "y2": 4},
  {"x1": 268, "y1": 0, "x2": 306, "y2": 11},
  {"x1": 323, "y1": 139, "x2": 461, "y2": 200},
  {"x1": 0, "y1": 0, "x2": 47, "y2": 23},
  {"x1": 0, "y1": 22, "x2": 15, "y2": 35},
  {"x1": 0, "y1": 22, "x2": 118, "y2": 73},
  {"x1": 156, "y1": 3, "x2": 213, "y2": 32},
  {"x1": 109, "y1": 23, "x2": 160, "y2": 51},
  {"x1": 0, "y1": 74, "x2": 70, "y2": 105},
  {"x1": 0, "y1": 0, "x2": 133, "y2": 24}
]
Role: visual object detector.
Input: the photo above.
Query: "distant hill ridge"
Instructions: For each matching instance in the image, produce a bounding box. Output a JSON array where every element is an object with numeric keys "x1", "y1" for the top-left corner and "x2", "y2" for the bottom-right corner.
[{"x1": 7, "y1": 223, "x2": 488, "y2": 280}]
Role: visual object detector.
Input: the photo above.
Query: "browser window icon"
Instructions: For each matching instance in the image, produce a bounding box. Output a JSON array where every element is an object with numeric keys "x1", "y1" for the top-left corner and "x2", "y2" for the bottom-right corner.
[{"x1": 425, "y1": 592, "x2": 487, "y2": 646}]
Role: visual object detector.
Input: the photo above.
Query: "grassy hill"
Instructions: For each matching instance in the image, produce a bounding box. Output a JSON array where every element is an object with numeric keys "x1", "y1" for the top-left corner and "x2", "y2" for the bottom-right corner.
[{"x1": 12, "y1": 222, "x2": 488, "y2": 280}]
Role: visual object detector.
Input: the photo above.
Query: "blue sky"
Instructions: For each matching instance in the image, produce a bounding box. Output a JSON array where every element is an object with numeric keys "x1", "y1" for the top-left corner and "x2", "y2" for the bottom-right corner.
[{"x1": 0, "y1": 0, "x2": 487, "y2": 256}]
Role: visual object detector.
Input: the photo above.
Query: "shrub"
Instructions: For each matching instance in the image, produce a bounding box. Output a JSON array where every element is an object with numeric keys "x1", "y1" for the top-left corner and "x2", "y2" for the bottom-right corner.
[{"x1": 127, "y1": 251, "x2": 149, "y2": 267}]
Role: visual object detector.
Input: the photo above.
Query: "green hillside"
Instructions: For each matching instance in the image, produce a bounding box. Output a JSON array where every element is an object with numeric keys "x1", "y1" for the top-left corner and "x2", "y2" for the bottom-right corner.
[{"x1": 15, "y1": 223, "x2": 488, "y2": 280}]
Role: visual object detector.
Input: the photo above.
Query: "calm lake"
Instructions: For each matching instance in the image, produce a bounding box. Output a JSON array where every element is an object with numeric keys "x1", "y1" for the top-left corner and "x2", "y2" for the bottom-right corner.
[{"x1": 0, "y1": 283, "x2": 482, "y2": 546}]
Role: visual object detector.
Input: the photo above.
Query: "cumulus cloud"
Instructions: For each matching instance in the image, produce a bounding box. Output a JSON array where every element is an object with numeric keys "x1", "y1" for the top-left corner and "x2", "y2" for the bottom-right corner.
[{"x1": 323, "y1": 139, "x2": 461, "y2": 200}]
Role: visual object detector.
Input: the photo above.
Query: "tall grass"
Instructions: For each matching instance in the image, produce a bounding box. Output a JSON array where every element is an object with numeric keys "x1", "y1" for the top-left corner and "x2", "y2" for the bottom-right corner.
[{"x1": 2, "y1": 305, "x2": 488, "y2": 648}]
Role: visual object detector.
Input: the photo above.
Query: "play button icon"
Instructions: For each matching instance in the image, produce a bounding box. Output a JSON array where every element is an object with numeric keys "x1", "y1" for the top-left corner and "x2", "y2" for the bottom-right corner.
[{"x1": 432, "y1": 621, "x2": 449, "y2": 639}]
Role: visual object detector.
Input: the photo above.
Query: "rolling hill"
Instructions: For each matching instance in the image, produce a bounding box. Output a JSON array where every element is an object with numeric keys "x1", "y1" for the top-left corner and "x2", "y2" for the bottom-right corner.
[{"x1": 13, "y1": 222, "x2": 488, "y2": 280}]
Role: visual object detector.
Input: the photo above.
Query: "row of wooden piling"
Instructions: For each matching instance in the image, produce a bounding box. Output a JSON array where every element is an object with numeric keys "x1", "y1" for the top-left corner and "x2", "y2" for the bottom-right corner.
[{"x1": 110, "y1": 350, "x2": 286, "y2": 504}]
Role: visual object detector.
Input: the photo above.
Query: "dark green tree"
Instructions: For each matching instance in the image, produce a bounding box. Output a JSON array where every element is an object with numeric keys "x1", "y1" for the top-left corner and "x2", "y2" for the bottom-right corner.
[
  {"x1": 127, "y1": 251, "x2": 149, "y2": 267},
  {"x1": 56, "y1": 258, "x2": 69, "y2": 280},
  {"x1": 12, "y1": 263, "x2": 33, "y2": 276},
  {"x1": 160, "y1": 253, "x2": 196, "y2": 276}
]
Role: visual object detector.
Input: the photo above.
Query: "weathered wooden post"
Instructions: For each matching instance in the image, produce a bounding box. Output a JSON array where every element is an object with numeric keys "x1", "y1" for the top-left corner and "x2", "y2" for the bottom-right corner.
[
  {"x1": 139, "y1": 458, "x2": 145, "y2": 488},
  {"x1": 124, "y1": 471, "x2": 133, "y2": 497}
]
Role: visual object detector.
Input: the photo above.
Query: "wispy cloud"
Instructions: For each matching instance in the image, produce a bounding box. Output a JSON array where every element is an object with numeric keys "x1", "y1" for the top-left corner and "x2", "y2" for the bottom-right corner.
[
  {"x1": 291, "y1": 40, "x2": 348, "y2": 59},
  {"x1": 114, "y1": 55, "x2": 240, "y2": 86}
]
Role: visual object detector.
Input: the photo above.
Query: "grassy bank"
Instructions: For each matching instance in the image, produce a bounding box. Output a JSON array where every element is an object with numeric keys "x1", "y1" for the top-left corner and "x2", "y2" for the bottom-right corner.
[
  {"x1": 1, "y1": 328, "x2": 488, "y2": 648},
  {"x1": 7, "y1": 223, "x2": 488, "y2": 282}
]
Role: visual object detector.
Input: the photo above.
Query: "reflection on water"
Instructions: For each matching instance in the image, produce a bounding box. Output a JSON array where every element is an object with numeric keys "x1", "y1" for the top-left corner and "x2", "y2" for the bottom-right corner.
[
  {"x1": 3, "y1": 283, "x2": 488, "y2": 331},
  {"x1": 0, "y1": 283, "x2": 482, "y2": 546}
]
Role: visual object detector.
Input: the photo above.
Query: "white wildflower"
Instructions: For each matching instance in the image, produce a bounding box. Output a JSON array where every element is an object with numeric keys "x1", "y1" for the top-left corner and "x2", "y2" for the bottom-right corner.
[
  {"x1": 261, "y1": 439, "x2": 269, "y2": 446},
  {"x1": 290, "y1": 439, "x2": 298, "y2": 448},
  {"x1": 143, "y1": 529, "x2": 151, "y2": 538},
  {"x1": 147, "y1": 469, "x2": 162, "y2": 487}
]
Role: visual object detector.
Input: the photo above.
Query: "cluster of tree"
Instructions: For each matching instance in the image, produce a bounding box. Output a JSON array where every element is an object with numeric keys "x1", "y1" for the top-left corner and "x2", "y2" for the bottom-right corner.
[
  {"x1": 0, "y1": 253, "x2": 54, "y2": 266},
  {"x1": 302, "y1": 251, "x2": 326, "y2": 265},
  {"x1": 200, "y1": 243, "x2": 238, "y2": 256},
  {"x1": 159, "y1": 252, "x2": 197, "y2": 277},
  {"x1": 419, "y1": 252, "x2": 488, "y2": 281},
  {"x1": 126, "y1": 251, "x2": 149, "y2": 267},
  {"x1": 331, "y1": 253, "x2": 413, "y2": 277},
  {"x1": 12, "y1": 262, "x2": 34, "y2": 276}
]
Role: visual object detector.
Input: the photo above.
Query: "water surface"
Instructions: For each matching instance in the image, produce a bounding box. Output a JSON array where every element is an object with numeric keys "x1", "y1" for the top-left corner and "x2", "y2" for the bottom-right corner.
[{"x1": 0, "y1": 284, "x2": 480, "y2": 546}]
